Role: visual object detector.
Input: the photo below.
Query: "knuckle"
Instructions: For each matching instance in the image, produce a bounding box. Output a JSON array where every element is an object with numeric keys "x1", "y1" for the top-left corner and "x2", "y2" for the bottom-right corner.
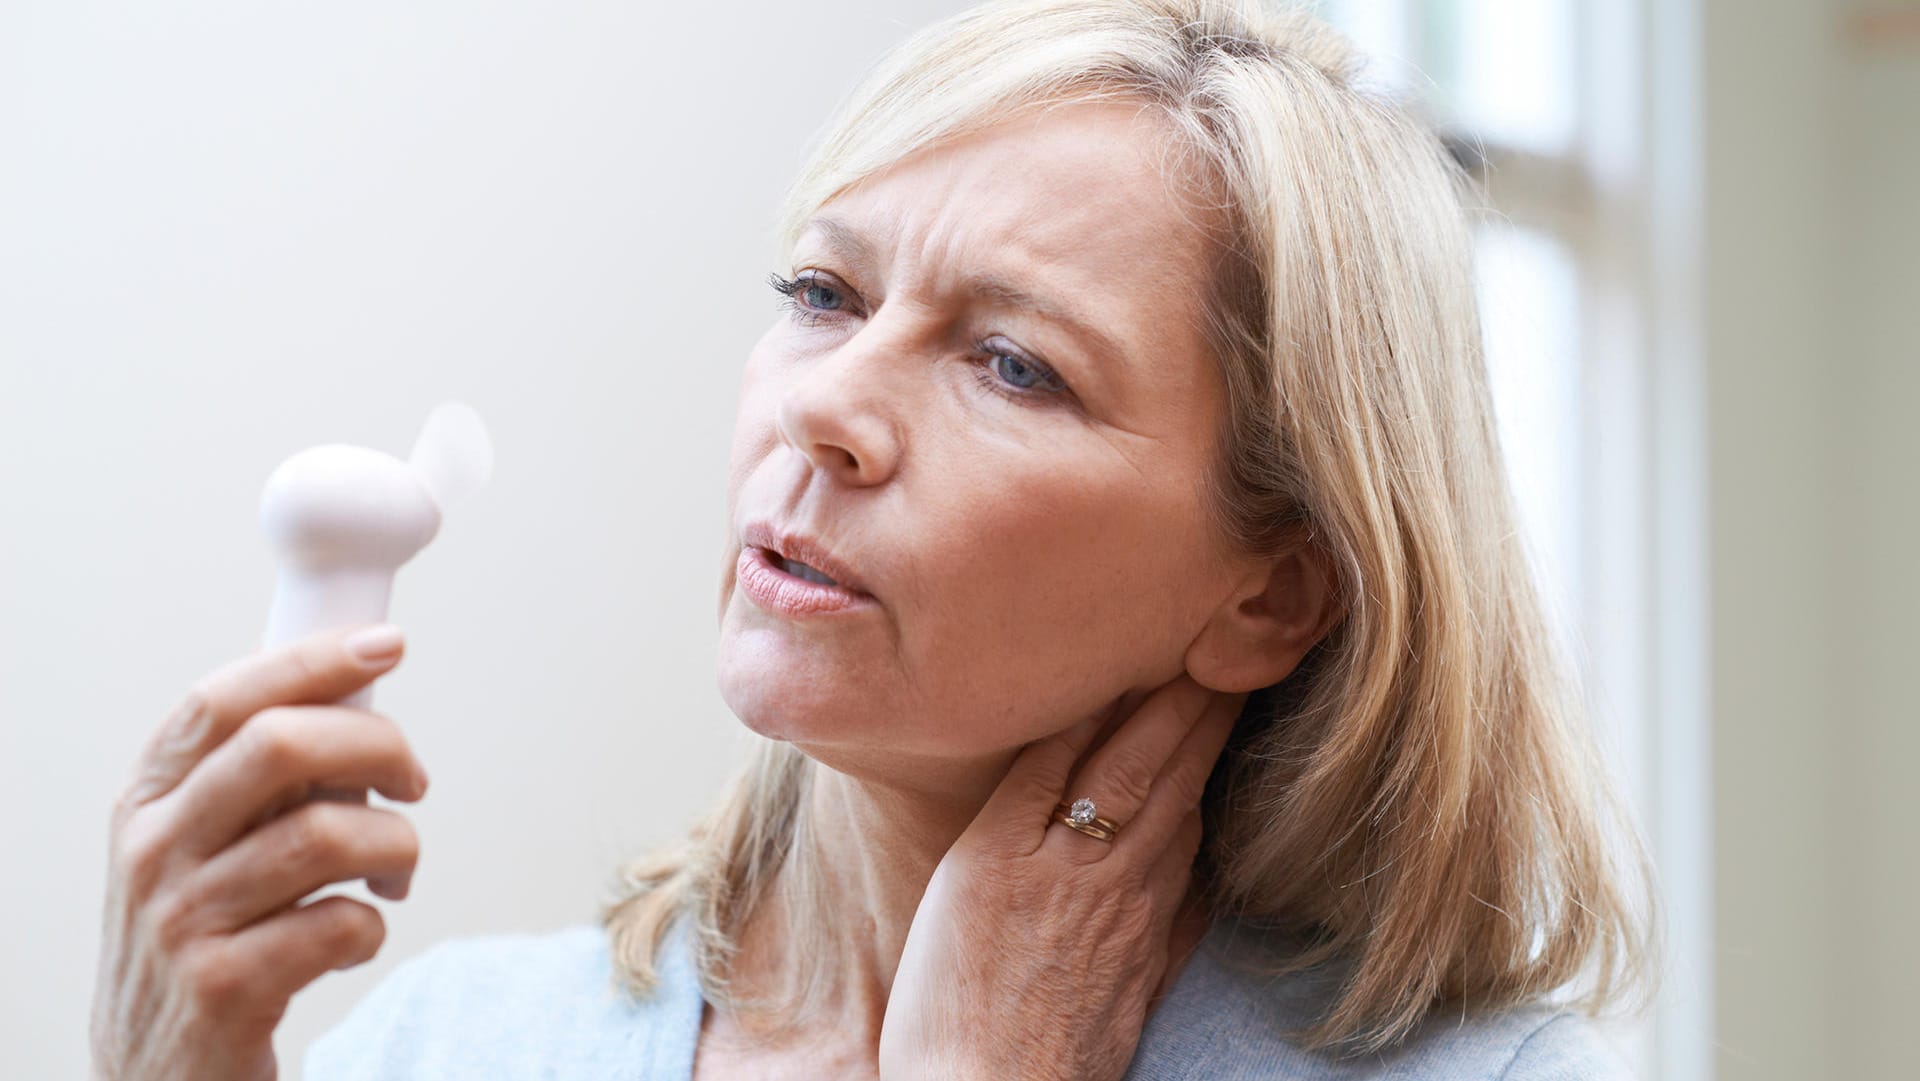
[
  {"x1": 391, "y1": 813, "x2": 421, "y2": 865},
  {"x1": 1163, "y1": 763, "x2": 1210, "y2": 808},
  {"x1": 145, "y1": 886, "x2": 199, "y2": 954},
  {"x1": 109, "y1": 785, "x2": 142, "y2": 831},
  {"x1": 282, "y1": 640, "x2": 332, "y2": 687},
  {"x1": 171, "y1": 683, "x2": 219, "y2": 741},
  {"x1": 358, "y1": 706, "x2": 402, "y2": 740},
  {"x1": 242, "y1": 708, "x2": 311, "y2": 775},
  {"x1": 283, "y1": 801, "x2": 350, "y2": 865},
  {"x1": 345, "y1": 707, "x2": 414, "y2": 759},
  {"x1": 360, "y1": 807, "x2": 420, "y2": 874},
  {"x1": 363, "y1": 711, "x2": 412, "y2": 762},
  {"x1": 1100, "y1": 748, "x2": 1159, "y2": 809},
  {"x1": 1008, "y1": 769, "x2": 1062, "y2": 814},
  {"x1": 181, "y1": 946, "x2": 250, "y2": 1009},
  {"x1": 112, "y1": 808, "x2": 175, "y2": 894},
  {"x1": 122, "y1": 685, "x2": 222, "y2": 806},
  {"x1": 326, "y1": 901, "x2": 386, "y2": 963},
  {"x1": 356, "y1": 713, "x2": 424, "y2": 796}
]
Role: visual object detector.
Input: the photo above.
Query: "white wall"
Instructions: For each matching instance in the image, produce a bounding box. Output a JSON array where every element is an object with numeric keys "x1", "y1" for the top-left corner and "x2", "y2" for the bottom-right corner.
[
  {"x1": 1699, "y1": 4, "x2": 1841, "y2": 1076},
  {"x1": 1701, "y1": 2, "x2": 1920, "y2": 1078},
  {"x1": 1823, "y1": 20, "x2": 1920, "y2": 1081},
  {"x1": 0, "y1": 3, "x2": 968, "y2": 1077}
]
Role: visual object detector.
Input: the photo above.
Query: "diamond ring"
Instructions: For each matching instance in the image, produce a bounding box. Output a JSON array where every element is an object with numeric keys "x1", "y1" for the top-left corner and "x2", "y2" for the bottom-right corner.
[{"x1": 1053, "y1": 797, "x2": 1120, "y2": 842}]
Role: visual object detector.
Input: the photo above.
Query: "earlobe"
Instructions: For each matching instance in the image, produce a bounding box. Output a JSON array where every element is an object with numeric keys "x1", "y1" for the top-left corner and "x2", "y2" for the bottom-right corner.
[{"x1": 1183, "y1": 543, "x2": 1340, "y2": 694}]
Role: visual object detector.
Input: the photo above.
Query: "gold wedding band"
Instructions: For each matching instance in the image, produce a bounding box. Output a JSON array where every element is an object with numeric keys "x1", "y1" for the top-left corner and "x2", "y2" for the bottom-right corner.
[{"x1": 1053, "y1": 799, "x2": 1120, "y2": 843}]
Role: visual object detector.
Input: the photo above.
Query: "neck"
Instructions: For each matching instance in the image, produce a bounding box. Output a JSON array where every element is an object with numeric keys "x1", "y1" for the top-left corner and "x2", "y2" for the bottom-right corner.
[{"x1": 729, "y1": 744, "x2": 1016, "y2": 1046}]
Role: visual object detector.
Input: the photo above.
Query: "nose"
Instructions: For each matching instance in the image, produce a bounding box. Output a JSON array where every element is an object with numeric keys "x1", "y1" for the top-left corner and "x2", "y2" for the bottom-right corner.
[{"x1": 774, "y1": 328, "x2": 904, "y2": 488}]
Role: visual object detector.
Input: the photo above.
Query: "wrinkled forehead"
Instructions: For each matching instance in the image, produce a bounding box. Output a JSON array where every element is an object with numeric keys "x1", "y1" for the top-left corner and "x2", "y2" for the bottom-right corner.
[{"x1": 793, "y1": 102, "x2": 1220, "y2": 305}]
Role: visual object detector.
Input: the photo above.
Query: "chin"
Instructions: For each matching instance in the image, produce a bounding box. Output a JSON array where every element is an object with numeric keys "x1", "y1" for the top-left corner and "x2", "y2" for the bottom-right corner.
[
  {"x1": 717, "y1": 637, "x2": 858, "y2": 745},
  {"x1": 716, "y1": 655, "x2": 966, "y2": 772},
  {"x1": 713, "y1": 615, "x2": 1102, "y2": 764}
]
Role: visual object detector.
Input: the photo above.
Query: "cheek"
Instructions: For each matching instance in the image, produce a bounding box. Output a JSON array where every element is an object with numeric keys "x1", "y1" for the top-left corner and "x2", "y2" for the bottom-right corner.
[
  {"x1": 724, "y1": 339, "x2": 786, "y2": 499},
  {"x1": 887, "y1": 461, "x2": 1216, "y2": 748}
]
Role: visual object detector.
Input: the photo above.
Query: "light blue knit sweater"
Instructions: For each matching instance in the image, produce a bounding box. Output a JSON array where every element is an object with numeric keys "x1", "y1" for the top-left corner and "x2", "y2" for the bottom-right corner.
[{"x1": 304, "y1": 915, "x2": 1635, "y2": 1079}]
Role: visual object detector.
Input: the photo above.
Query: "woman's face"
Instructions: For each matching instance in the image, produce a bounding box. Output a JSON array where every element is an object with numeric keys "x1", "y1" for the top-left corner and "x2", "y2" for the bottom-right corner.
[{"x1": 717, "y1": 102, "x2": 1246, "y2": 775}]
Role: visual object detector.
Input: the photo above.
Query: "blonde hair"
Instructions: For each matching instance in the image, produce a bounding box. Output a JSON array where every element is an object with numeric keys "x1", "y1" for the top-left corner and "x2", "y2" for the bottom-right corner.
[{"x1": 604, "y1": 0, "x2": 1662, "y2": 1055}]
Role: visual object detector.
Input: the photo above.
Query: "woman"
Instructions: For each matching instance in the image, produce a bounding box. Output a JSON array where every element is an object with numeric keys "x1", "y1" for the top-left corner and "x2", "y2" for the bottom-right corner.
[{"x1": 91, "y1": 1, "x2": 1661, "y2": 1077}]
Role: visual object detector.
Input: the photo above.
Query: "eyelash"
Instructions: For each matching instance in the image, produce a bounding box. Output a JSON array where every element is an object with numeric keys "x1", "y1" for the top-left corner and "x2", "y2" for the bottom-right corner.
[
  {"x1": 767, "y1": 270, "x2": 837, "y2": 329},
  {"x1": 767, "y1": 270, "x2": 1070, "y2": 404}
]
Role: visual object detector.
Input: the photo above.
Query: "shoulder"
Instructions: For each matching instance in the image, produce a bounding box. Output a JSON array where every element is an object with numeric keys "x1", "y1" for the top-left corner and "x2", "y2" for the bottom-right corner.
[
  {"x1": 1126, "y1": 921, "x2": 1636, "y2": 1080},
  {"x1": 1495, "y1": 1010, "x2": 1639, "y2": 1080},
  {"x1": 302, "y1": 920, "x2": 704, "y2": 1081}
]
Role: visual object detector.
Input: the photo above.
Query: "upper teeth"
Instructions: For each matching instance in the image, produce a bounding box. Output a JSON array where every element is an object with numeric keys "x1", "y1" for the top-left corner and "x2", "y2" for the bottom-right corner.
[{"x1": 780, "y1": 555, "x2": 839, "y2": 587}]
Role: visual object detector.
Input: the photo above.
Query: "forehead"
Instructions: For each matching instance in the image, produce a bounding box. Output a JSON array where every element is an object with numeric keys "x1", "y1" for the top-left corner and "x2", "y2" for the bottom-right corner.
[{"x1": 808, "y1": 100, "x2": 1212, "y2": 279}]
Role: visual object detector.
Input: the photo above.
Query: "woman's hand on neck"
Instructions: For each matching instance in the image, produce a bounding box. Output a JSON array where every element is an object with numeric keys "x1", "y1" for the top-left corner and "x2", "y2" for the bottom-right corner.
[
  {"x1": 725, "y1": 742, "x2": 1024, "y2": 1044},
  {"x1": 715, "y1": 687, "x2": 1150, "y2": 1057}
]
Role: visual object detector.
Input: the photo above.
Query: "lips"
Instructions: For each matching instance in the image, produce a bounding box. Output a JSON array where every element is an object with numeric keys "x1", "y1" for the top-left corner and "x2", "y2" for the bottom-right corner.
[
  {"x1": 736, "y1": 545, "x2": 875, "y2": 617},
  {"x1": 739, "y1": 521, "x2": 872, "y2": 597}
]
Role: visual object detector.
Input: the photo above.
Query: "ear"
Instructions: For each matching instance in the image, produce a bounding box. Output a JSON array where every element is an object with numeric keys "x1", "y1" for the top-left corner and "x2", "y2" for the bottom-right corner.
[{"x1": 1183, "y1": 540, "x2": 1341, "y2": 694}]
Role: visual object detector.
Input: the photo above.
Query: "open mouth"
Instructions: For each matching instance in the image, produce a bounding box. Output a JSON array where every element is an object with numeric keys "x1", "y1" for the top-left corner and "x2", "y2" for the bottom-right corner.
[{"x1": 772, "y1": 553, "x2": 840, "y2": 588}]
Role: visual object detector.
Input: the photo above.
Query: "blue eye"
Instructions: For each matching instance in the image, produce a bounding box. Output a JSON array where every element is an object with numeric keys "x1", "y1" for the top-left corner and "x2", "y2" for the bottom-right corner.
[
  {"x1": 767, "y1": 269, "x2": 860, "y2": 327},
  {"x1": 990, "y1": 351, "x2": 1049, "y2": 389},
  {"x1": 978, "y1": 340, "x2": 1067, "y2": 400},
  {"x1": 801, "y1": 282, "x2": 843, "y2": 310}
]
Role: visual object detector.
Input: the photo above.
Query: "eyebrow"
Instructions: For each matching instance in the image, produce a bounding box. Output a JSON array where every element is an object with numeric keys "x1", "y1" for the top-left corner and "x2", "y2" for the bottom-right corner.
[
  {"x1": 962, "y1": 274, "x2": 1134, "y2": 380},
  {"x1": 802, "y1": 215, "x2": 1135, "y2": 383},
  {"x1": 808, "y1": 216, "x2": 879, "y2": 272}
]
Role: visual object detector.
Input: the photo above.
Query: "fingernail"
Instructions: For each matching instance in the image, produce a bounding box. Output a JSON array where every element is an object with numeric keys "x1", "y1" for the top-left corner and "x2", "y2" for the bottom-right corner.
[{"x1": 346, "y1": 624, "x2": 405, "y2": 665}]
